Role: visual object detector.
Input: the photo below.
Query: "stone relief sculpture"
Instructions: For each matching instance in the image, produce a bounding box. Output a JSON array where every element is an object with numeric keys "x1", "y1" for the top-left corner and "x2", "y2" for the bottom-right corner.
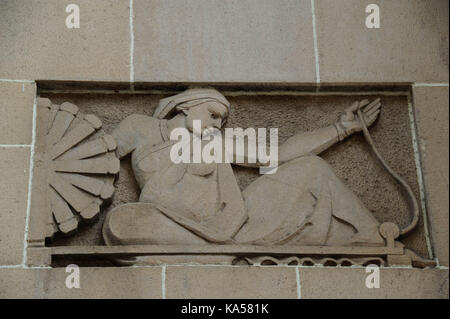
[
  {"x1": 31, "y1": 89, "x2": 434, "y2": 267},
  {"x1": 35, "y1": 99, "x2": 119, "y2": 238},
  {"x1": 103, "y1": 88, "x2": 386, "y2": 247}
]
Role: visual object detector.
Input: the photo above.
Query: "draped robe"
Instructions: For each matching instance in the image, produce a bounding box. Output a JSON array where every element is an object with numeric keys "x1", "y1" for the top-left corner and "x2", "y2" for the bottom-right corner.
[{"x1": 104, "y1": 114, "x2": 384, "y2": 247}]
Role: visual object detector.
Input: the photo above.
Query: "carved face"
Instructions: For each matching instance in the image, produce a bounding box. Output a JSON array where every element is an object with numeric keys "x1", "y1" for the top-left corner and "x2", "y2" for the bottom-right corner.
[{"x1": 182, "y1": 101, "x2": 229, "y2": 133}]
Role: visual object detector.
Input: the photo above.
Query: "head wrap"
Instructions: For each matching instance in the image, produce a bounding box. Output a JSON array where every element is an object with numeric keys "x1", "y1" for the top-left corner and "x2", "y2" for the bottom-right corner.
[{"x1": 154, "y1": 88, "x2": 230, "y2": 119}]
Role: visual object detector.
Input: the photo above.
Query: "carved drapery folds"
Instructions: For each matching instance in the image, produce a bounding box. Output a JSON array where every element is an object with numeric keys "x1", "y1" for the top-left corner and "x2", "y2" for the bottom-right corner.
[{"x1": 27, "y1": 92, "x2": 434, "y2": 268}]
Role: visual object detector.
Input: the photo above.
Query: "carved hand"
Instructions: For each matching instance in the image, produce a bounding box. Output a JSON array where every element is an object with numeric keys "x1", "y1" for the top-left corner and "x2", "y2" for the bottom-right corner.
[{"x1": 335, "y1": 98, "x2": 381, "y2": 140}]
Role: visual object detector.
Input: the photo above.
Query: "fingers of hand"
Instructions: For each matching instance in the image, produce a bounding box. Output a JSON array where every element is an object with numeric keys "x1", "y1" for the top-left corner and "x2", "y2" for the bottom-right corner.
[
  {"x1": 345, "y1": 98, "x2": 381, "y2": 125},
  {"x1": 358, "y1": 99, "x2": 370, "y2": 109},
  {"x1": 364, "y1": 102, "x2": 381, "y2": 118},
  {"x1": 365, "y1": 102, "x2": 381, "y2": 113},
  {"x1": 364, "y1": 109, "x2": 381, "y2": 125},
  {"x1": 363, "y1": 97, "x2": 381, "y2": 113}
]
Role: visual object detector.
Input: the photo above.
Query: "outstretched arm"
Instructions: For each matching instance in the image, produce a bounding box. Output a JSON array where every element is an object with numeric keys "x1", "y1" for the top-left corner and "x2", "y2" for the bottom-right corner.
[
  {"x1": 229, "y1": 98, "x2": 381, "y2": 167},
  {"x1": 278, "y1": 124, "x2": 340, "y2": 162},
  {"x1": 279, "y1": 98, "x2": 381, "y2": 162}
]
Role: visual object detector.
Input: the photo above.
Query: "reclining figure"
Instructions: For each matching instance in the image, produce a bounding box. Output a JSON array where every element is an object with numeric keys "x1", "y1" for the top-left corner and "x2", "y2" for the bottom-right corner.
[{"x1": 103, "y1": 88, "x2": 385, "y2": 247}]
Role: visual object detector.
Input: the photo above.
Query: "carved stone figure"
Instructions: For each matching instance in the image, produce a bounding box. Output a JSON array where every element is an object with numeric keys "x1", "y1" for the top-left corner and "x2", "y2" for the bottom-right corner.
[
  {"x1": 28, "y1": 92, "x2": 434, "y2": 268},
  {"x1": 102, "y1": 88, "x2": 387, "y2": 248}
]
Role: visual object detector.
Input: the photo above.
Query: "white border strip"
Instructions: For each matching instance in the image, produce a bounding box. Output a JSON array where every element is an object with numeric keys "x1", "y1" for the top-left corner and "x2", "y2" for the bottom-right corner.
[
  {"x1": 0, "y1": 144, "x2": 32, "y2": 148},
  {"x1": 21, "y1": 96, "x2": 37, "y2": 266},
  {"x1": 0, "y1": 264, "x2": 24, "y2": 269},
  {"x1": 161, "y1": 265, "x2": 166, "y2": 299},
  {"x1": 407, "y1": 95, "x2": 434, "y2": 260},
  {"x1": 129, "y1": 0, "x2": 135, "y2": 89},
  {"x1": 311, "y1": 0, "x2": 320, "y2": 84},
  {"x1": 413, "y1": 83, "x2": 449, "y2": 87},
  {"x1": 0, "y1": 79, "x2": 34, "y2": 83},
  {"x1": 295, "y1": 267, "x2": 301, "y2": 299}
]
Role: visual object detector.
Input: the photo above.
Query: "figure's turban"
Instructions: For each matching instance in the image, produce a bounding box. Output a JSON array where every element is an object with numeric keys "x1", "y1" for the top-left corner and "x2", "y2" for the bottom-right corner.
[{"x1": 154, "y1": 88, "x2": 230, "y2": 119}]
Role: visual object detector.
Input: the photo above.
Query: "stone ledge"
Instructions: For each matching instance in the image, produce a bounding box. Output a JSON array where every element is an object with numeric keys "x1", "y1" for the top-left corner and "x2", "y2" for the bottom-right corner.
[
  {"x1": 0, "y1": 266, "x2": 448, "y2": 298},
  {"x1": 299, "y1": 267, "x2": 449, "y2": 299},
  {"x1": 0, "y1": 267, "x2": 163, "y2": 298},
  {"x1": 165, "y1": 266, "x2": 298, "y2": 299}
]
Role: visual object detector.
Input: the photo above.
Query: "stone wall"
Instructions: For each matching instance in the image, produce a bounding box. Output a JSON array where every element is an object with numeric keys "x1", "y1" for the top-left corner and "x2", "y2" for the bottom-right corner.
[{"x1": 0, "y1": 0, "x2": 448, "y2": 298}]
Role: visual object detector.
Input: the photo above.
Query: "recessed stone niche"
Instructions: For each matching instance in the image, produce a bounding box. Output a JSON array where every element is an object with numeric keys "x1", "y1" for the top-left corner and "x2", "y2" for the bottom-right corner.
[{"x1": 29, "y1": 86, "x2": 430, "y2": 267}]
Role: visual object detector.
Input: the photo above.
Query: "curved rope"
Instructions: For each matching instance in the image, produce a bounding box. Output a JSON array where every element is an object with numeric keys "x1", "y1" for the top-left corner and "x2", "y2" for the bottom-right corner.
[{"x1": 357, "y1": 109, "x2": 419, "y2": 236}]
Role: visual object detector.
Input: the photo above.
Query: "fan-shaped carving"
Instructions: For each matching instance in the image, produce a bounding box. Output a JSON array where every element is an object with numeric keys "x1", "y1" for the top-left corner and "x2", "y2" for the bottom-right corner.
[{"x1": 41, "y1": 100, "x2": 119, "y2": 237}]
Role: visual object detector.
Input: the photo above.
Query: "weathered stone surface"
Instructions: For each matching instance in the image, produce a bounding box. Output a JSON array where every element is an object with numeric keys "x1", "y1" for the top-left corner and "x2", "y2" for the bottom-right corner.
[
  {"x1": 0, "y1": 268, "x2": 36, "y2": 298},
  {"x1": 413, "y1": 86, "x2": 449, "y2": 266},
  {"x1": 165, "y1": 266, "x2": 298, "y2": 298},
  {"x1": 0, "y1": 82, "x2": 35, "y2": 145},
  {"x1": 133, "y1": 0, "x2": 316, "y2": 82},
  {"x1": 0, "y1": 267, "x2": 163, "y2": 298},
  {"x1": 315, "y1": 0, "x2": 449, "y2": 83},
  {"x1": 40, "y1": 90, "x2": 425, "y2": 268},
  {"x1": 0, "y1": 148, "x2": 30, "y2": 265},
  {"x1": 0, "y1": 0, "x2": 130, "y2": 81},
  {"x1": 2, "y1": 266, "x2": 447, "y2": 299},
  {"x1": 101, "y1": 89, "x2": 391, "y2": 254},
  {"x1": 299, "y1": 267, "x2": 448, "y2": 299},
  {"x1": 43, "y1": 93, "x2": 429, "y2": 260}
]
